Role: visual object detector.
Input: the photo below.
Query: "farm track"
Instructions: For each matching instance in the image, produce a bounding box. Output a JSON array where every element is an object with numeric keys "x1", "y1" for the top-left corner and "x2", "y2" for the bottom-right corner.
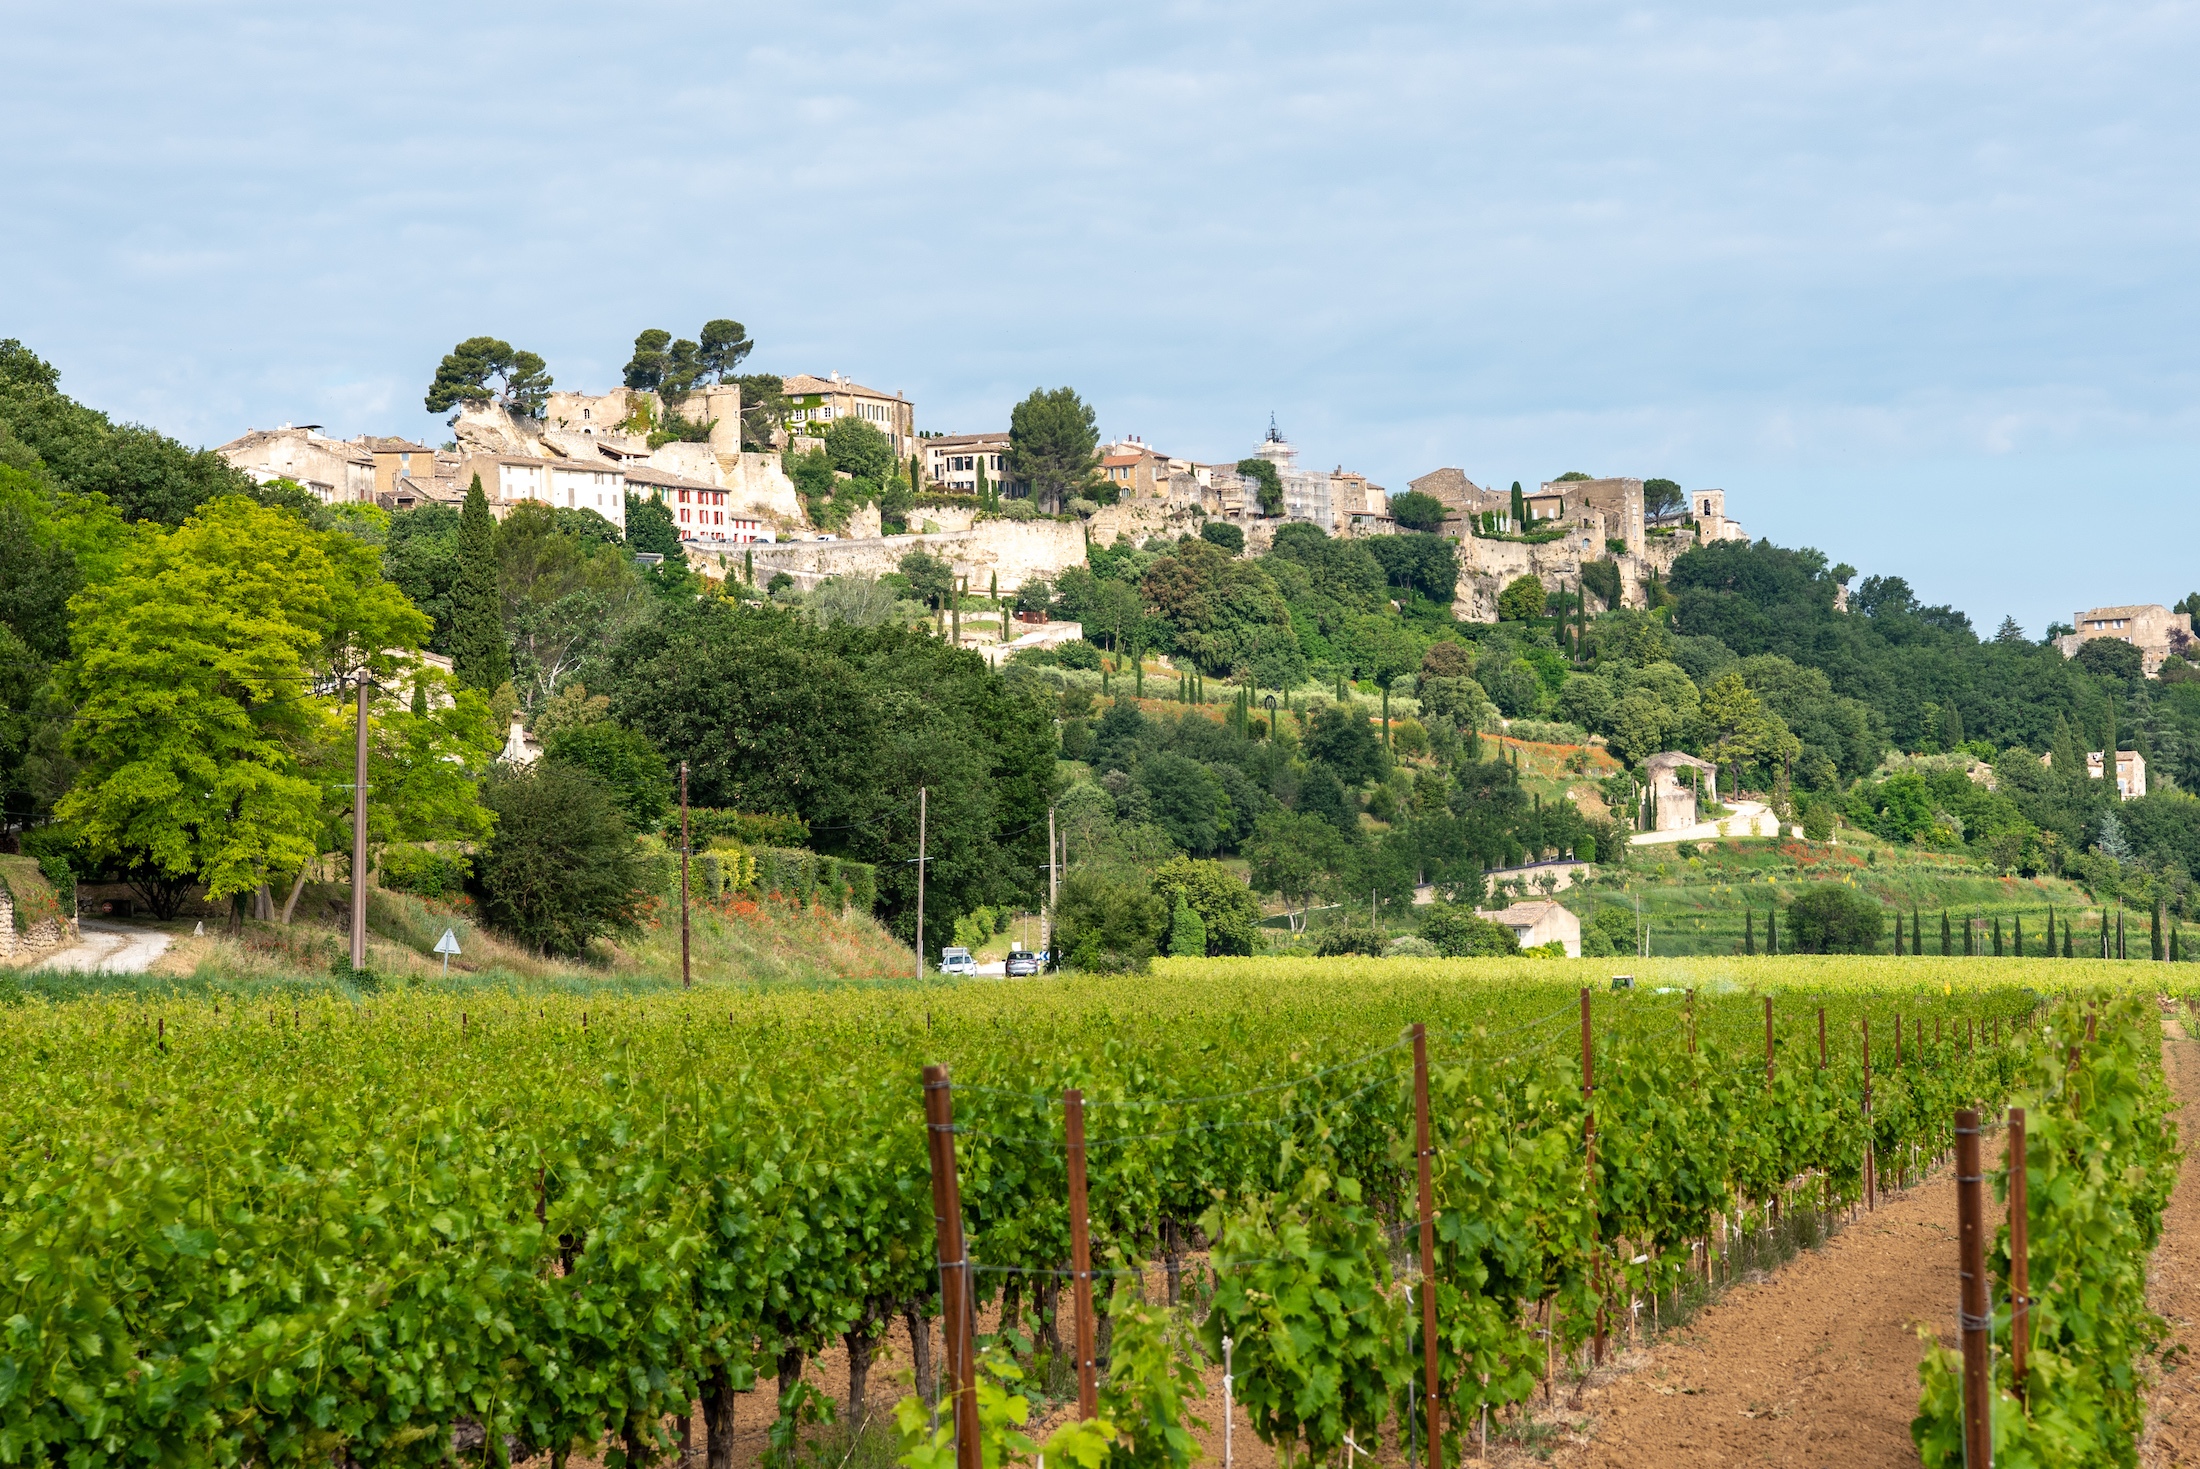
[{"x1": 2144, "y1": 1019, "x2": 2200, "y2": 1467}]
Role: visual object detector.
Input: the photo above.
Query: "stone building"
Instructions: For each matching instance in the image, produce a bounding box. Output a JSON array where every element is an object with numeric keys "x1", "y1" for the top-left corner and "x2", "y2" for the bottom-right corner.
[
  {"x1": 624, "y1": 463, "x2": 772, "y2": 545},
  {"x1": 216, "y1": 425, "x2": 376, "y2": 504},
  {"x1": 781, "y1": 373, "x2": 917, "y2": 459},
  {"x1": 2055, "y1": 604, "x2": 2195, "y2": 677},
  {"x1": 927, "y1": 433, "x2": 1014, "y2": 494},
  {"x1": 1642, "y1": 751, "x2": 1719, "y2": 832},
  {"x1": 1474, "y1": 899, "x2": 1581, "y2": 956},
  {"x1": 2043, "y1": 748, "x2": 2149, "y2": 801}
]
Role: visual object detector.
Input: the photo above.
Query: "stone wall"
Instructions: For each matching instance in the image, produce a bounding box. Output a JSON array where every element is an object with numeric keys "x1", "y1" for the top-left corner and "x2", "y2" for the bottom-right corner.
[{"x1": 0, "y1": 884, "x2": 72, "y2": 964}]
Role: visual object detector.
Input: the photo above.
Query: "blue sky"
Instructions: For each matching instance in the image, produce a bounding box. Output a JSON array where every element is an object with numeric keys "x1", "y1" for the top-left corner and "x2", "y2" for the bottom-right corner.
[{"x1": 9, "y1": 1, "x2": 2199, "y2": 633}]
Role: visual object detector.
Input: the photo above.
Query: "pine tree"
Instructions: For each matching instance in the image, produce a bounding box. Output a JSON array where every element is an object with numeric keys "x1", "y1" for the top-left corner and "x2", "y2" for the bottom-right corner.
[
  {"x1": 452, "y1": 475, "x2": 508, "y2": 691},
  {"x1": 1941, "y1": 911, "x2": 1952, "y2": 956},
  {"x1": 1744, "y1": 908, "x2": 1755, "y2": 955}
]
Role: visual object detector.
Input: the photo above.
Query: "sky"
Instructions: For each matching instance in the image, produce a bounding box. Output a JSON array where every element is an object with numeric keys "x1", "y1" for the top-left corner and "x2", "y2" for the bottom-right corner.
[{"x1": 9, "y1": 0, "x2": 2200, "y2": 634}]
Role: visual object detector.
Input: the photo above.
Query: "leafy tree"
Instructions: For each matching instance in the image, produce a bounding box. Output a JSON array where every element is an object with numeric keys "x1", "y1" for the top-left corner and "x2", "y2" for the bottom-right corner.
[
  {"x1": 1386, "y1": 490, "x2": 1448, "y2": 533},
  {"x1": 1008, "y1": 387, "x2": 1103, "y2": 511},
  {"x1": 1015, "y1": 578, "x2": 1053, "y2": 616},
  {"x1": 1417, "y1": 903, "x2": 1519, "y2": 956},
  {"x1": 601, "y1": 601, "x2": 1055, "y2": 944},
  {"x1": 826, "y1": 416, "x2": 896, "y2": 484},
  {"x1": 497, "y1": 501, "x2": 652, "y2": 708},
  {"x1": 735, "y1": 373, "x2": 790, "y2": 449},
  {"x1": 1247, "y1": 809, "x2": 1349, "y2": 929},
  {"x1": 425, "y1": 336, "x2": 553, "y2": 417},
  {"x1": 381, "y1": 502, "x2": 461, "y2": 653},
  {"x1": 0, "y1": 338, "x2": 252, "y2": 525},
  {"x1": 1642, "y1": 477, "x2": 1685, "y2": 518},
  {"x1": 1199, "y1": 521, "x2": 1244, "y2": 555},
  {"x1": 1785, "y1": 885, "x2": 1884, "y2": 953},
  {"x1": 1235, "y1": 458, "x2": 1284, "y2": 517},
  {"x1": 473, "y1": 762, "x2": 654, "y2": 954},
  {"x1": 543, "y1": 720, "x2": 673, "y2": 831},
  {"x1": 1304, "y1": 703, "x2": 1381, "y2": 785},
  {"x1": 623, "y1": 329, "x2": 672, "y2": 392},
  {"x1": 450, "y1": 476, "x2": 509, "y2": 691},
  {"x1": 1139, "y1": 537, "x2": 1305, "y2": 685},
  {"x1": 1056, "y1": 865, "x2": 1168, "y2": 970},
  {"x1": 697, "y1": 320, "x2": 753, "y2": 382},
  {"x1": 899, "y1": 550, "x2": 955, "y2": 610},
  {"x1": 1165, "y1": 893, "x2": 1207, "y2": 957},
  {"x1": 1364, "y1": 532, "x2": 1458, "y2": 603},
  {"x1": 1696, "y1": 670, "x2": 1801, "y2": 793},
  {"x1": 1580, "y1": 558, "x2": 1622, "y2": 611},
  {"x1": 624, "y1": 493, "x2": 686, "y2": 563},
  {"x1": 58, "y1": 495, "x2": 430, "y2": 907},
  {"x1": 1497, "y1": 575, "x2": 1545, "y2": 623},
  {"x1": 1148, "y1": 855, "x2": 1262, "y2": 956},
  {"x1": 1138, "y1": 752, "x2": 1229, "y2": 854}
]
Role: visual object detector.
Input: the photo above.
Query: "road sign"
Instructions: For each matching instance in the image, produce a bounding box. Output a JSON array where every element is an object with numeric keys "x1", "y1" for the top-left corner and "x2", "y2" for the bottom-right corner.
[{"x1": 434, "y1": 927, "x2": 461, "y2": 973}]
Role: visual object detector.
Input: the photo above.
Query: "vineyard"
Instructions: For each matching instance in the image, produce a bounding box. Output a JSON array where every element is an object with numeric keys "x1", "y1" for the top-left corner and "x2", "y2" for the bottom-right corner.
[{"x1": 0, "y1": 957, "x2": 2175, "y2": 1468}]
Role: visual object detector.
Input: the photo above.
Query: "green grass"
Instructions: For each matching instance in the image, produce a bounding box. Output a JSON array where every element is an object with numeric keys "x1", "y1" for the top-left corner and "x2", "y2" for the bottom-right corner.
[
  {"x1": 1565, "y1": 829, "x2": 2136, "y2": 958},
  {"x1": 1, "y1": 880, "x2": 922, "y2": 1003}
]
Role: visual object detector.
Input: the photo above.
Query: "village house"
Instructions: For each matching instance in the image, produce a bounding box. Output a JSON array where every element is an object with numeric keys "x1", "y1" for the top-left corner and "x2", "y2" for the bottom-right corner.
[
  {"x1": 782, "y1": 373, "x2": 917, "y2": 459},
  {"x1": 216, "y1": 425, "x2": 376, "y2": 504},
  {"x1": 2056, "y1": 604, "x2": 2195, "y2": 677},
  {"x1": 624, "y1": 463, "x2": 772, "y2": 545},
  {"x1": 925, "y1": 432, "x2": 1012, "y2": 494},
  {"x1": 2041, "y1": 748, "x2": 2148, "y2": 800}
]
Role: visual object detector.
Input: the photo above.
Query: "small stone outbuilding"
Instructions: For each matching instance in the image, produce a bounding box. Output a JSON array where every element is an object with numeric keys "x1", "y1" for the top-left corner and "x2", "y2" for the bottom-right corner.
[{"x1": 1475, "y1": 899, "x2": 1582, "y2": 957}]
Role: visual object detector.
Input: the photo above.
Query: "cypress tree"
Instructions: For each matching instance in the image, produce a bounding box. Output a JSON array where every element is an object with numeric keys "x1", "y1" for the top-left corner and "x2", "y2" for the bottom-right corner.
[
  {"x1": 1745, "y1": 908, "x2": 1756, "y2": 955},
  {"x1": 2014, "y1": 914, "x2": 2023, "y2": 958},
  {"x1": 1993, "y1": 915, "x2": 2003, "y2": 957},
  {"x1": 452, "y1": 474, "x2": 508, "y2": 692},
  {"x1": 2153, "y1": 901, "x2": 2164, "y2": 961},
  {"x1": 2176, "y1": 926, "x2": 2185, "y2": 962},
  {"x1": 2101, "y1": 910, "x2": 2110, "y2": 958},
  {"x1": 410, "y1": 677, "x2": 428, "y2": 717},
  {"x1": 1893, "y1": 915, "x2": 1903, "y2": 956},
  {"x1": 2046, "y1": 907, "x2": 2054, "y2": 955},
  {"x1": 2063, "y1": 924, "x2": 2074, "y2": 958},
  {"x1": 2117, "y1": 908, "x2": 2126, "y2": 960},
  {"x1": 744, "y1": 548, "x2": 755, "y2": 585},
  {"x1": 1941, "y1": 911, "x2": 1952, "y2": 956},
  {"x1": 1913, "y1": 908, "x2": 1923, "y2": 956},
  {"x1": 1768, "y1": 906, "x2": 1779, "y2": 956}
]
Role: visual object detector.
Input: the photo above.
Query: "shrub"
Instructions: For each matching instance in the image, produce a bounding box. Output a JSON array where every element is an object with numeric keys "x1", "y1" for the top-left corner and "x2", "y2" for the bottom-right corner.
[
  {"x1": 1314, "y1": 920, "x2": 1386, "y2": 957},
  {"x1": 1385, "y1": 935, "x2": 1440, "y2": 957},
  {"x1": 1785, "y1": 884, "x2": 1884, "y2": 953},
  {"x1": 1497, "y1": 575, "x2": 1546, "y2": 622},
  {"x1": 1392, "y1": 718, "x2": 1429, "y2": 756},
  {"x1": 543, "y1": 720, "x2": 674, "y2": 831},
  {"x1": 1418, "y1": 903, "x2": 1519, "y2": 957},
  {"x1": 1801, "y1": 801, "x2": 1835, "y2": 842},
  {"x1": 473, "y1": 764, "x2": 656, "y2": 955},
  {"x1": 684, "y1": 808, "x2": 811, "y2": 846},
  {"x1": 1056, "y1": 638, "x2": 1103, "y2": 671},
  {"x1": 378, "y1": 844, "x2": 470, "y2": 899}
]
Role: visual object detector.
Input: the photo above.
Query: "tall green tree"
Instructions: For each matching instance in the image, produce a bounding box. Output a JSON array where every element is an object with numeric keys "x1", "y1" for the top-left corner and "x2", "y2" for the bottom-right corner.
[
  {"x1": 1235, "y1": 458, "x2": 1284, "y2": 517},
  {"x1": 622, "y1": 329, "x2": 672, "y2": 392},
  {"x1": 424, "y1": 336, "x2": 553, "y2": 417},
  {"x1": 451, "y1": 476, "x2": 509, "y2": 692},
  {"x1": 57, "y1": 495, "x2": 430, "y2": 908},
  {"x1": 696, "y1": 319, "x2": 753, "y2": 382},
  {"x1": 1386, "y1": 490, "x2": 1448, "y2": 533},
  {"x1": 1008, "y1": 387, "x2": 1102, "y2": 511}
]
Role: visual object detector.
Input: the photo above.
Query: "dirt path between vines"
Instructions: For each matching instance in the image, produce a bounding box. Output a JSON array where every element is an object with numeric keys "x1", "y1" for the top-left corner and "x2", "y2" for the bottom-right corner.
[
  {"x1": 1531, "y1": 1182, "x2": 1962, "y2": 1467},
  {"x1": 2143, "y1": 1017, "x2": 2200, "y2": 1467}
]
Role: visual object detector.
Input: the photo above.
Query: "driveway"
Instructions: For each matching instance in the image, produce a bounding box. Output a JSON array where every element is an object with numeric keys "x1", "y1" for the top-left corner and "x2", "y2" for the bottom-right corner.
[{"x1": 36, "y1": 919, "x2": 174, "y2": 974}]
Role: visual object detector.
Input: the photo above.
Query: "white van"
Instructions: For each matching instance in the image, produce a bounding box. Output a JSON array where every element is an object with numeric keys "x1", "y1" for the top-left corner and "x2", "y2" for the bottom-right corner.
[{"x1": 939, "y1": 946, "x2": 977, "y2": 977}]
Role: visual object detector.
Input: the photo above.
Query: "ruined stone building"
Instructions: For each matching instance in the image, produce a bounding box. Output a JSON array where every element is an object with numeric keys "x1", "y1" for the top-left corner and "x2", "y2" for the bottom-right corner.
[{"x1": 216, "y1": 425, "x2": 376, "y2": 503}]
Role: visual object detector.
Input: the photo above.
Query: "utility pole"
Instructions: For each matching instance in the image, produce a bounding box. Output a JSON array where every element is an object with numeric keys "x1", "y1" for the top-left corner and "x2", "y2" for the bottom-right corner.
[
  {"x1": 916, "y1": 787, "x2": 928, "y2": 979},
  {"x1": 351, "y1": 668, "x2": 370, "y2": 971},
  {"x1": 1047, "y1": 805, "x2": 1059, "y2": 971},
  {"x1": 679, "y1": 761, "x2": 691, "y2": 989}
]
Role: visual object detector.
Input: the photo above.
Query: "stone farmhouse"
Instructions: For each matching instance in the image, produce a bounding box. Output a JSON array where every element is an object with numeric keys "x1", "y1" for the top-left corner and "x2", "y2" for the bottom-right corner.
[{"x1": 2055, "y1": 604, "x2": 2194, "y2": 677}]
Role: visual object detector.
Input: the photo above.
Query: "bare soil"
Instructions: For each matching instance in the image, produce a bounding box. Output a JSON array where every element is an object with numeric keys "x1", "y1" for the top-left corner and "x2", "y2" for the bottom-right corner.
[{"x1": 2144, "y1": 1020, "x2": 2200, "y2": 1467}]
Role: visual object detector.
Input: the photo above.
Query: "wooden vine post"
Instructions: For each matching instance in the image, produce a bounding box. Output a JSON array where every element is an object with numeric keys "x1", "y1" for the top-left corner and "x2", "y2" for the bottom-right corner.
[
  {"x1": 1064, "y1": 1089, "x2": 1100, "y2": 1421},
  {"x1": 2008, "y1": 1107, "x2": 2030, "y2": 1403},
  {"x1": 1580, "y1": 988, "x2": 1605, "y2": 1364},
  {"x1": 922, "y1": 1065, "x2": 980, "y2": 1469},
  {"x1": 1411, "y1": 1023, "x2": 1441, "y2": 1469},
  {"x1": 1955, "y1": 1107, "x2": 1992, "y2": 1467}
]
